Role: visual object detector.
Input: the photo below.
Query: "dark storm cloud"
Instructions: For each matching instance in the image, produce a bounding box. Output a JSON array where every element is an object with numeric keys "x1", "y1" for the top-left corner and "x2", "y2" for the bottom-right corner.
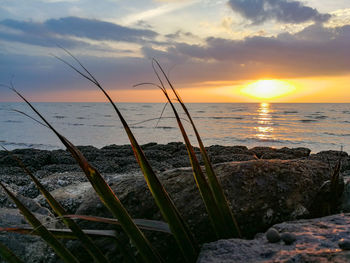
[
  {"x1": 228, "y1": 0, "x2": 331, "y2": 24},
  {"x1": 0, "y1": 17, "x2": 158, "y2": 47}
]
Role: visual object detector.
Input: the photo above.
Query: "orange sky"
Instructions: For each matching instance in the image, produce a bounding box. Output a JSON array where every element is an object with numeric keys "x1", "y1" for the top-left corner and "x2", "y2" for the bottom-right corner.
[{"x1": 16, "y1": 74, "x2": 349, "y2": 103}]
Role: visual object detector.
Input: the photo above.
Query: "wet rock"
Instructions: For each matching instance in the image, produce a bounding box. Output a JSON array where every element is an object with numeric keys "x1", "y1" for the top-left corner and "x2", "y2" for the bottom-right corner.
[
  {"x1": 198, "y1": 213, "x2": 350, "y2": 263},
  {"x1": 266, "y1": 228, "x2": 280, "y2": 243},
  {"x1": 281, "y1": 232, "x2": 296, "y2": 245}
]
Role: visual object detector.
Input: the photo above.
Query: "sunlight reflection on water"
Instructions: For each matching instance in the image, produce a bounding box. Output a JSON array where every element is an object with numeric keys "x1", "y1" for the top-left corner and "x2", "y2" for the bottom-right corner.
[{"x1": 255, "y1": 103, "x2": 274, "y2": 141}]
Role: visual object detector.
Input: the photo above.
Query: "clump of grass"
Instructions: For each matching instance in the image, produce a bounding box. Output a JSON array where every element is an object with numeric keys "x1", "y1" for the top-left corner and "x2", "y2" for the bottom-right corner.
[
  {"x1": 311, "y1": 152, "x2": 344, "y2": 217},
  {"x1": 0, "y1": 53, "x2": 240, "y2": 263},
  {"x1": 135, "y1": 59, "x2": 241, "y2": 238}
]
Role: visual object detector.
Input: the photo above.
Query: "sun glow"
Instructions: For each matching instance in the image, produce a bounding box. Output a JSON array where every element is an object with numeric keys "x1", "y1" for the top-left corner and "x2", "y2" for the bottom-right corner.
[{"x1": 240, "y1": 80, "x2": 296, "y2": 100}]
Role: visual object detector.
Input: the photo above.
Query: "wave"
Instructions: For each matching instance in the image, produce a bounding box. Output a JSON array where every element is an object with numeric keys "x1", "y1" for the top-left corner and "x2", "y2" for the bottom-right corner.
[
  {"x1": 91, "y1": 124, "x2": 115, "y2": 127},
  {"x1": 324, "y1": 132, "x2": 350, "y2": 137},
  {"x1": 210, "y1": 116, "x2": 244, "y2": 120},
  {"x1": 313, "y1": 115, "x2": 328, "y2": 119},
  {"x1": 0, "y1": 140, "x2": 58, "y2": 150},
  {"x1": 283, "y1": 110, "x2": 298, "y2": 114},
  {"x1": 3, "y1": 120, "x2": 23, "y2": 123},
  {"x1": 54, "y1": 115, "x2": 66, "y2": 119},
  {"x1": 305, "y1": 115, "x2": 328, "y2": 119},
  {"x1": 155, "y1": 126, "x2": 175, "y2": 129},
  {"x1": 235, "y1": 137, "x2": 300, "y2": 144},
  {"x1": 299, "y1": 119, "x2": 318, "y2": 123},
  {"x1": 66, "y1": 123, "x2": 84, "y2": 126}
]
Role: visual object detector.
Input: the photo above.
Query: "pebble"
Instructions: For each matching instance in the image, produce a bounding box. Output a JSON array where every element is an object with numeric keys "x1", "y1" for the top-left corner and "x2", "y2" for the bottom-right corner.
[
  {"x1": 57, "y1": 179, "x2": 68, "y2": 187},
  {"x1": 266, "y1": 228, "x2": 280, "y2": 243},
  {"x1": 338, "y1": 239, "x2": 350, "y2": 250},
  {"x1": 281, "y1": 232, "x2": 296, "y2": 245}
]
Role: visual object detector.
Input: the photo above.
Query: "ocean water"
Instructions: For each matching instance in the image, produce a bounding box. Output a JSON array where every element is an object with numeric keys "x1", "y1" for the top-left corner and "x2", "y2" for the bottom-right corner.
[{"x1": 1, "y1": 102, "x2": 350, "y2": 153}]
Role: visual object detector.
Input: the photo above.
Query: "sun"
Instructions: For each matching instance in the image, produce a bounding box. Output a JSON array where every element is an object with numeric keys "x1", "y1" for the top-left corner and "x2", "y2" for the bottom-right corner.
[{"x1": 240, "y1": 79, "x2": 296, "y2": 100}]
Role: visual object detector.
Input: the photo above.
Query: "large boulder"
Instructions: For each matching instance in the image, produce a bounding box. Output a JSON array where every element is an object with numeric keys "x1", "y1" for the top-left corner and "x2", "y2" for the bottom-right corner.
[
  {"x1": 74, "y1": 159, "x2": 332, "y2": 261},
  {"x1": 197, "y1": 213, "x2": 350, "y2": 263}
]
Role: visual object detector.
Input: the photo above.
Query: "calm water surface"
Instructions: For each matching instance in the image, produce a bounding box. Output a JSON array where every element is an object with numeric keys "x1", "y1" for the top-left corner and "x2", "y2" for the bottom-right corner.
[{"x1": 1, "y1": 102, "x2": 350, "y2": 153}]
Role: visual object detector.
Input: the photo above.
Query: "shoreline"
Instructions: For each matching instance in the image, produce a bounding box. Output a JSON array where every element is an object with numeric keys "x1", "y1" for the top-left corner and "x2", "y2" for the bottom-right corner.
[
  {"x1": 1, "y1": 142, "x2": 349, "y2": 262},
  {"x1": 1, "y1": 142, "x2": 347, "y2": 175}
]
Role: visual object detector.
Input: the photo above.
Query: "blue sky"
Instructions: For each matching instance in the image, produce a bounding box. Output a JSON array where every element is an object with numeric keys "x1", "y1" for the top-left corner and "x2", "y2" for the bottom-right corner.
[{"x1": 1, "y1": 0, "x2": 350, "y2": 102}]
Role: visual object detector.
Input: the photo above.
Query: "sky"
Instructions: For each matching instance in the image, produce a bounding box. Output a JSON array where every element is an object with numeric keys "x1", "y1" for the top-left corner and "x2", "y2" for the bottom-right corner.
[{"x1": 0, "y1": 0, "x2": 349, "y2": 102}]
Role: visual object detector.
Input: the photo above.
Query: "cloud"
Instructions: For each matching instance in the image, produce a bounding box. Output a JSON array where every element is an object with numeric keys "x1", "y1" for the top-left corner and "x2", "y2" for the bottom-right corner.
[
  {"x1": 1, "y1": 20, "x2": 350, "y2": 100},
  {"x1": 0, "y1": 17, "x2": 158, "y2": 48},
  {"x1": 228, "y1": 0, "x2": 331, "y2": 24},
  {"x1": 143, "y1": 24, "x2": 350, "y2": 79},
  {"x1": 121, "y1": 0, "x2": 199, "y2": 25},
  {"x1": 45, "y1": 17, "x2": 157, "y2": 41},
  {"x1": 0, "y1": 52, "x2": 154, "y2": 96}
]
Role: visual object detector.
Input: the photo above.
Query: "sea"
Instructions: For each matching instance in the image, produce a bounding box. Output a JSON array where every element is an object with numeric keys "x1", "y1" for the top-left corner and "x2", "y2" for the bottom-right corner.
[{"x1": 1, "y1": 102, "x2": 350, "y2": 153}]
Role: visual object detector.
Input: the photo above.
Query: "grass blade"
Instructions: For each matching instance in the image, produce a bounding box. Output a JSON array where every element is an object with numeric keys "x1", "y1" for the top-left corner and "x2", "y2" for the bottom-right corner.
[
  {"x1": 152, "y1": 59, "x2": 241, "y2": 238},
  {"x1": 142, "y1": 80, "x2": 227, "y2": 238},
  {"x1": 1, "y1": 146, "x2": 110, "y2": 263},
  {"x1": 1, "y1": 227, "x2": 137, "y2": 263},
  {"x1": 10, "y1": 89, "x2": 162, "y2": 263},
  {"x1": 63, "y1": 215, "x2": 172, "y2": 234},
  {"x1": 0, "y1": 242, "x2": 23, "y2": 263},
  {"x1": 55, "y1": 51, "x2": 198, "y2": 262},
  {"x1": 0, "y1": 227, "x2": 117, "y2": 240},
  {"x1": 0, "y1": 183, "x2": 79, "y2": 263}
]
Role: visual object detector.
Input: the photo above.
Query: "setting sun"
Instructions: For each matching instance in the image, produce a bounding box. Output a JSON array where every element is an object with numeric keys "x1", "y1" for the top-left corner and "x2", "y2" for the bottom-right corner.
[{"x1": 240, "y1": 80, "x2": 296, "y2": 100}]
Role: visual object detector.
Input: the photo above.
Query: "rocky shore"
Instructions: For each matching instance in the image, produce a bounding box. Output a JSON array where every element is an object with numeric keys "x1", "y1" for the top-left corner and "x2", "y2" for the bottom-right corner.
[{"x1": 1, "y1": 142, "x2": 350, "y2": 262}]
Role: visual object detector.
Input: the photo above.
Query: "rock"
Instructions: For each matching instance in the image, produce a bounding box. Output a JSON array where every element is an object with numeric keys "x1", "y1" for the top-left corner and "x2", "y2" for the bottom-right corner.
[
  {"x1": 341, "y1": 176, "x2": 350, "y2": 212},
  {"x1": 35, "y1": 181, "x2": 92, "y2": 213},
  {"x1": 250, "y1": 146, "x2": 311, "y2": 160},
  {"x1": 266, "y1": 228, "x2": 280, "y2": 243},
  {"x1": 280, "y1": 232, "x2": 296, "y2": 245},
  {"x1": 197, "y1": 213, "x2": 350, "y2": 263},
  {"x1": 0, "y1": 144, "x2": 344, "y2": 262},
  {"x1": 309, "y1": 150, "x2": 350, "y2": 172},
  {"x1": 0, "y1": 208, "x2": 59, "y2": 263},
  {"x1": 75, "y1": 159, "x2": 332, "y2": 261},
  {"x1": 338, "y1": 239, "x2": 350, "y2": 250},
  {"x1": 1, "y1": 144, "x2": 318, "y2": 183}
]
